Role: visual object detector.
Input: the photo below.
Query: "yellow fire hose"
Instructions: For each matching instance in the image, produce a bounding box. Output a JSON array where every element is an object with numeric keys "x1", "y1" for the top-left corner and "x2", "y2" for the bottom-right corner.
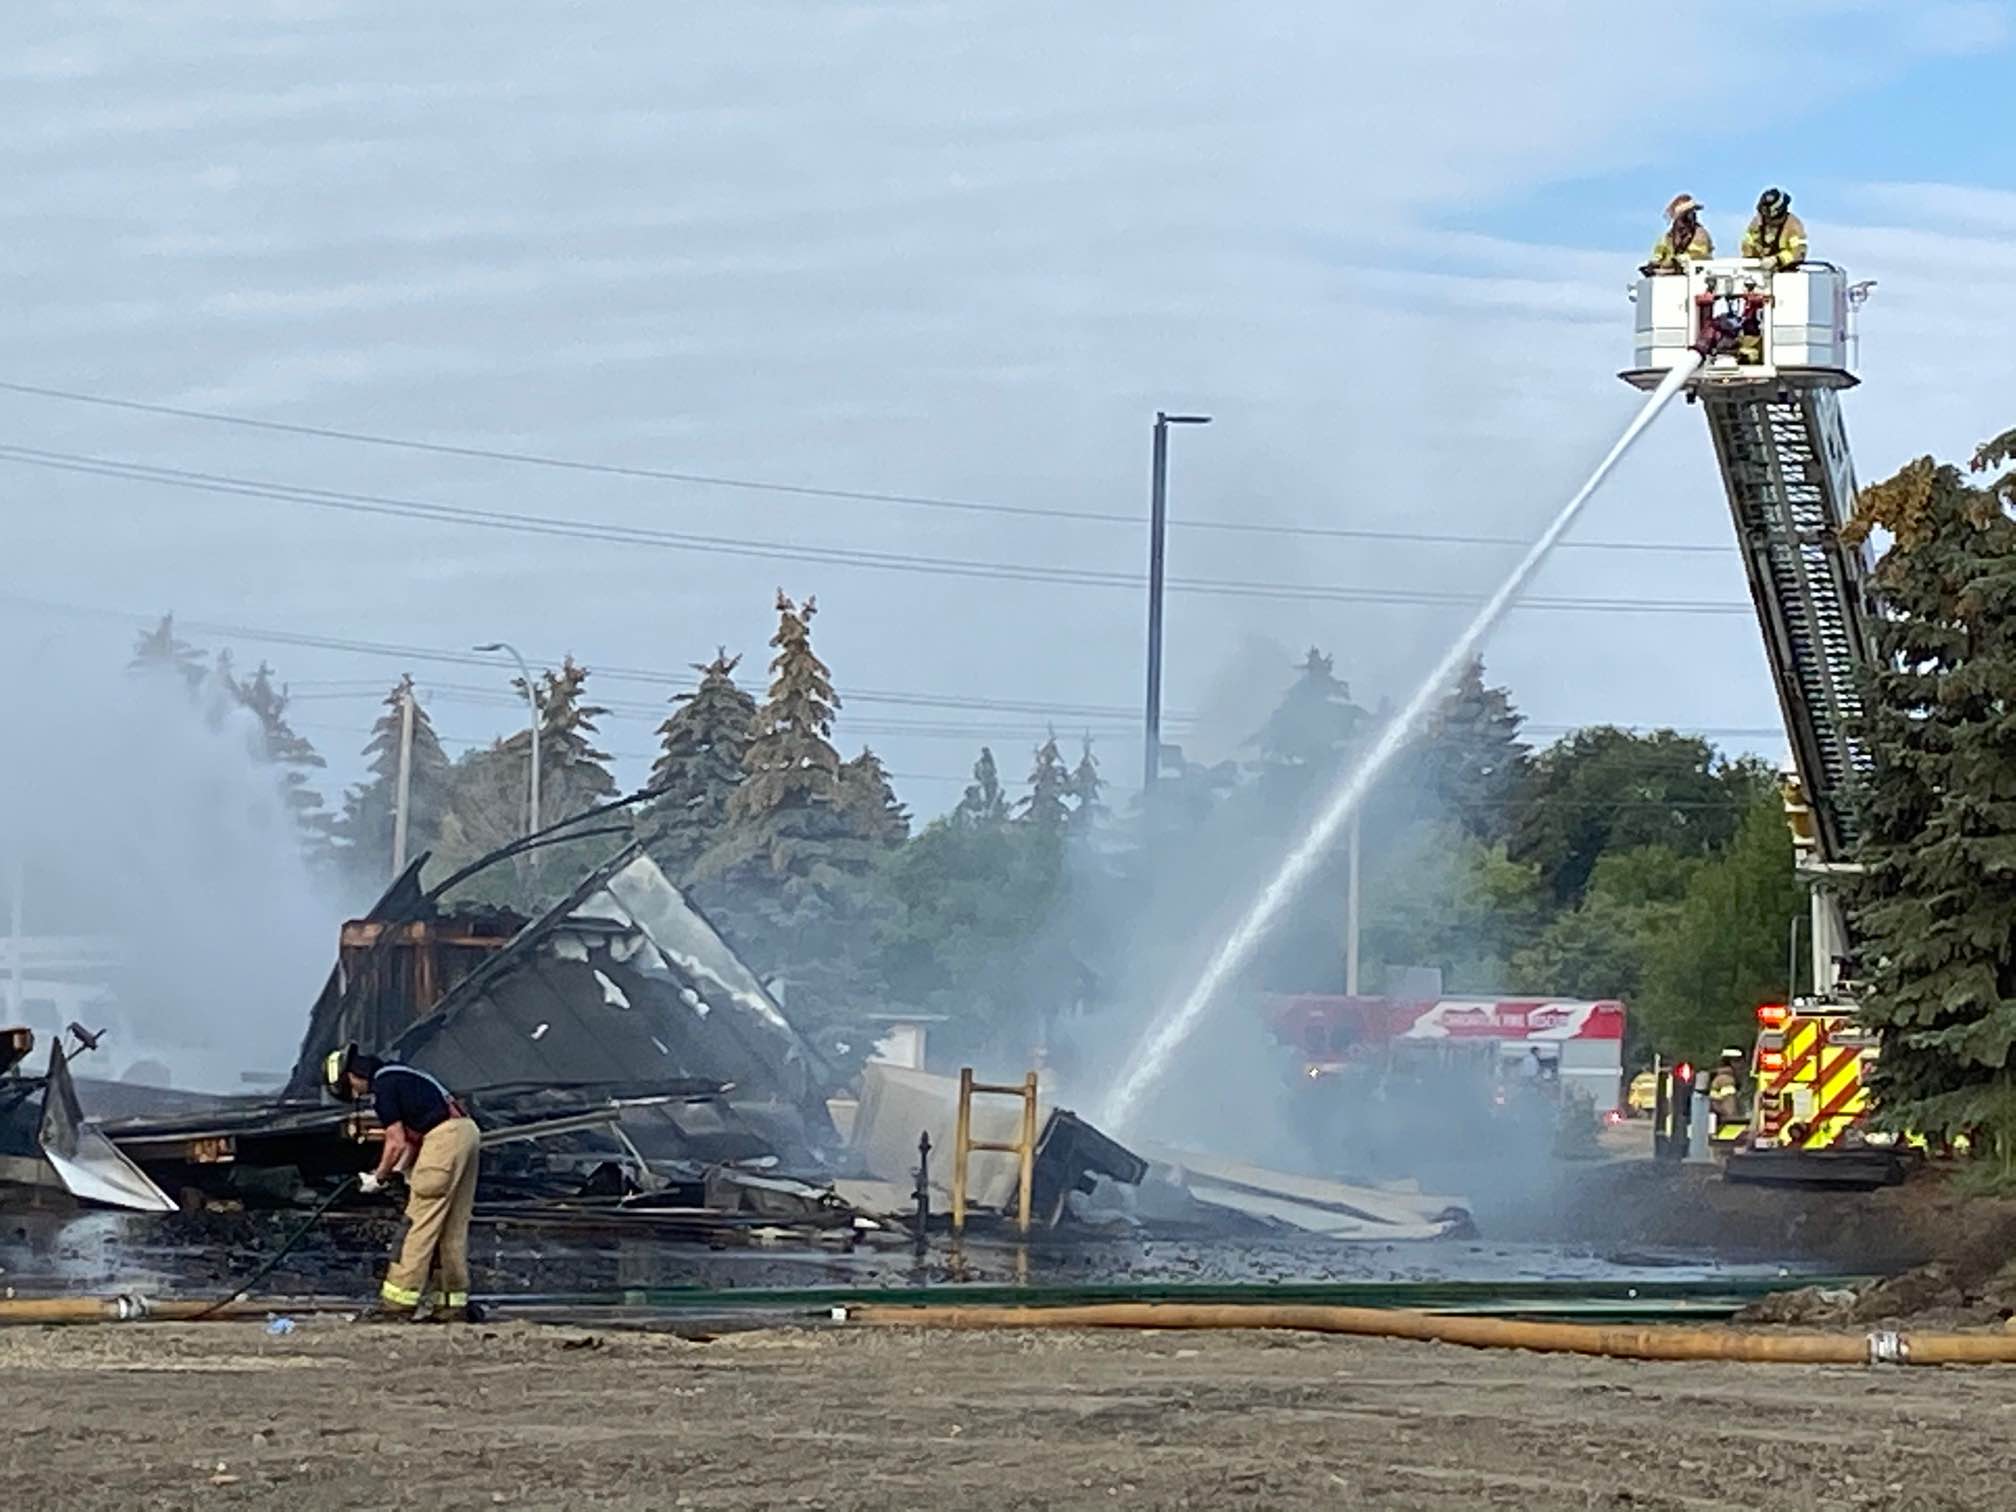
[
  {"x1": 842, "y1": 1302, "x2": 2016, "y2": 1367},
  {"x1": 0, "y1": 1296, "x2": 362, "y2": 1325}
]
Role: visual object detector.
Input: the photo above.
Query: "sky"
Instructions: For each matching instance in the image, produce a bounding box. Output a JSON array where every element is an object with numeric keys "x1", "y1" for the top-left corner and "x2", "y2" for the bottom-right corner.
[{"x1": 4, "y1": 0, "x2": 2014, "y2": 820}]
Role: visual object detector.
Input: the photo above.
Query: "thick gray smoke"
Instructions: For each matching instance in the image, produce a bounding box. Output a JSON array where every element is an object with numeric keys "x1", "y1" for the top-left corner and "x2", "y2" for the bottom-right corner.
[{"x1": 0, "y1": 634, "x2": 337, "y2": 1091}]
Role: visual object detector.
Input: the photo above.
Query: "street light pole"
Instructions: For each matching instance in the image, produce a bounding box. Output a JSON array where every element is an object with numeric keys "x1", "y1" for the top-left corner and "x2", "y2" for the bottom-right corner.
[
  {"x1": 390, "y1": 680, "x2": 416, "y2": 876},
  {"x1": 1142, "y1": 411, "x2": 1211, "y2": 793},
  {"x1": 475, "y1": 642, "x2": 541, "y2": 837}
]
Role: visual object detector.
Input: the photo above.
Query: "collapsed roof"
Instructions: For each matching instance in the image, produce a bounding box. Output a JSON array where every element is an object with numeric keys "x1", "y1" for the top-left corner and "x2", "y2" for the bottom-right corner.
[{"x1": 290, "y1": 846, "x2": 836, "y2": 1156}]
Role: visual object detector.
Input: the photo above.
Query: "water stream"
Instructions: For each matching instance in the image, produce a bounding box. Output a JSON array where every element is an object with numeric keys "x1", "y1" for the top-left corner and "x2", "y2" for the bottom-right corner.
[{"x1": 1100, "y1": 352, "x2": 1704, "y2": 1131}]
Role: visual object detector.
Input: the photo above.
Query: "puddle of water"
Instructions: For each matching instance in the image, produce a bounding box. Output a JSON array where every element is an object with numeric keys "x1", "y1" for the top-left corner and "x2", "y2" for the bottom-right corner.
[{"x1": 0, "y1": 1211, "x2": 1808, "y2": 1300}]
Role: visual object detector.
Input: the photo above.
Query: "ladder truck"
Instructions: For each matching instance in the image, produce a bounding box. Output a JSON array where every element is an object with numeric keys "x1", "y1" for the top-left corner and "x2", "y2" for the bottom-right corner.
[{"x1": 1623, "y1": 257, "x2": 1900, "y2": 1186}]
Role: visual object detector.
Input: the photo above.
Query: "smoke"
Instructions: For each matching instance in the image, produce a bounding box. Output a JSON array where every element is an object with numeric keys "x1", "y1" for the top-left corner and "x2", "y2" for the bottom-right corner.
[{"x1": 0, "y1": 632, "x2": 339, "y2": 1091}]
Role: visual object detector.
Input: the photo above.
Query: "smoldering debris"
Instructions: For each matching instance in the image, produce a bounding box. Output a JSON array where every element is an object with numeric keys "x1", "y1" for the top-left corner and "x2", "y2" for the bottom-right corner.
[{"x1": 4, "y1": 828, "x2": 1492, "y2": 1289}]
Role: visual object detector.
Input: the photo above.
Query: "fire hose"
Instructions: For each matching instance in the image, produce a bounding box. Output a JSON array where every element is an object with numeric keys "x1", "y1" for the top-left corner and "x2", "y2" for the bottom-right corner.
[
  {"x1": 840, "y1": 1301, "x2": 2016, "y2": 1367},
  {"x1": 0, "y1": 1175, "x2": 363, "y2": 1325}
]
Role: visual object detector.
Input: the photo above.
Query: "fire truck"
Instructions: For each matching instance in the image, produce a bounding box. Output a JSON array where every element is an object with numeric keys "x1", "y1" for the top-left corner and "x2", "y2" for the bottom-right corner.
[
  {"x1": 1623, "y1": 254, "x2": 1898, "y2": 1185},
  {"x1": 1266, "y1": 996, "x2": 1625, "y2": 1177}
]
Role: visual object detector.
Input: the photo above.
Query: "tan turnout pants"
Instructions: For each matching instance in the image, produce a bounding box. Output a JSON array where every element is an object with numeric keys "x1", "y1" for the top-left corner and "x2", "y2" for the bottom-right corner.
[{"x1": 380, "y1": 1115, "x2": 480, "y2": 1311}]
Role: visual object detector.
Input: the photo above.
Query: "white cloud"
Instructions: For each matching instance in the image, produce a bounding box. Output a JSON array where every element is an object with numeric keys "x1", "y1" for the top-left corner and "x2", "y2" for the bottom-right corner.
[{"x1": 0, "y1": 1, "x2": 2007, "y2": 810}]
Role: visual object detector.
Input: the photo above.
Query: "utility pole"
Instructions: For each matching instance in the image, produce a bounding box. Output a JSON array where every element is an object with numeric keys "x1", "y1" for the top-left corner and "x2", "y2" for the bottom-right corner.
[
  {"x1": 1345, "y1": 814, "x2": 1361, "y2": 995},
  {"x1": 1142, "y1": 410, "x2": 1211, "y2": 792},
  {"x1": 475, "y1": 642, "x2": 541, "y2": 836},
  {"x1": 390, "y1": 680, "x2": 416, "y2": 876}
]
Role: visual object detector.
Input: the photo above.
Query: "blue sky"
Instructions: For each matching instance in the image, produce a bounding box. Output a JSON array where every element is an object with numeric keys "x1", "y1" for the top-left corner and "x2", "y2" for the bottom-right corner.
[{"x1": 2, "y1": 1, "x2": 2013, "y2": 823}]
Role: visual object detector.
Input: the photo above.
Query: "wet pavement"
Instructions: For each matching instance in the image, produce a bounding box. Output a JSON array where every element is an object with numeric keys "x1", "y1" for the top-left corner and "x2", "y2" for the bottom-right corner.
[{"x1": 0, "y1": 1207, "x2": 1812, "y2": 1304}]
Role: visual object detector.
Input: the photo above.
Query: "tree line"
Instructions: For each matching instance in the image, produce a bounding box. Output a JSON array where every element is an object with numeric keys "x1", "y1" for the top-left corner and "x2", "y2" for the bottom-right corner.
[{"x1": 128, "y1": 592, "x2": 1809, "y2": 1082}]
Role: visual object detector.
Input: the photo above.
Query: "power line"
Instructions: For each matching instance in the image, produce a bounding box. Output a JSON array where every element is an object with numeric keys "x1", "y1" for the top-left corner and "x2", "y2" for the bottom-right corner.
[
  {"x1": 0, "y1": 377, "x2": 1730, "y2": 556},
  {"x1": 0, "y1": 443, "x2": 1754, "y2": 617},
  {"x1": 0, "y1": 591, "x2": 1194, "y2": 723}
]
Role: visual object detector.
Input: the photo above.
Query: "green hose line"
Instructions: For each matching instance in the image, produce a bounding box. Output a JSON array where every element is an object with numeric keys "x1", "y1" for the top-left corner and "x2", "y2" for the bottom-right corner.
[{"x1": 492, "y1": 1273, "x2": 1865, "y2": 1323}]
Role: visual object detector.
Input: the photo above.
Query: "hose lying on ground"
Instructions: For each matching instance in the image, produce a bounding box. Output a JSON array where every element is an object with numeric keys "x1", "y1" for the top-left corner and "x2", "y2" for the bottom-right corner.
[
  {"x1": 188, "y1": 1173, "x2": 362, "y2": 1320},
  {"x1": 842, "y1": 1301, "x2": 2016, "y2": 1367},
  {"x1": 0, "y1": 1176, "x2": 364, "y2": 1326}
]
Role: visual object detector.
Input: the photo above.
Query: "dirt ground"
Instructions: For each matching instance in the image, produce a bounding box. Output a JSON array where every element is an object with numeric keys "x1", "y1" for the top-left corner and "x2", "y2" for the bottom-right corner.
[{"x1": 3, "y1": 1319, "x2": 2011, "y2": 1511}]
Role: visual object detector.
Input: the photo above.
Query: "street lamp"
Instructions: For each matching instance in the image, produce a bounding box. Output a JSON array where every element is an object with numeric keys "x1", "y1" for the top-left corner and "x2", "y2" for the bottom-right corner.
[
  {"x1": 474, "y1": 642, "x2": 541, "y2": 836},
  {"x1": 1143, "y1": 411, "x2": 1212, "y2": 791}
]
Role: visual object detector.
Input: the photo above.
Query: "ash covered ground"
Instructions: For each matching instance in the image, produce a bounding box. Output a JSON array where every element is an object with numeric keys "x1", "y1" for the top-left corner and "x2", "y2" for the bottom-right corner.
[{"x1": 5, "y1": 1320, "x2": 2011, "y2": 1512}]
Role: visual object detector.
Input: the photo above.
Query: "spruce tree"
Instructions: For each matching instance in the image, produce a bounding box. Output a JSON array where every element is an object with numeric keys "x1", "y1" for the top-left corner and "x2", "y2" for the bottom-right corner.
[
  {"x1": 693, "y1": 592, "x2": 883, "y2": 1074},
  {"x1": 1018, "y1": 730, "x2": 1073, "y2": 836},
  {"x1": 1067, "y1": 734, "x2": 1105, "y2": 835},
  {"x1": 954, "y1": 747, "x2": 1009, "y2": 829},
  {"x1": 647, "y1": 649, "x2": 756, "y2": 876},
  {"x1": 1418, "y1": 659, "x2": 1531, "y2": 842},
  {"x1": 129, "y1": 613, "x2": 206, "y2": 689},
  {"x1": 1248, "y1": 647, "x2": 1372, "y2": 821},
  {"x1": 515, "y1": 655, "x2": 618, "y2": 823},
  {"x1": 335, "y1": 675, "x2": 454, "y2": 883},
  {"x1": 233, "y1": 660, "x2": 335, "y2": 863},
  {"x1": 1847, "y1": 444, "x2": 2016, "y2": 1160},
  {"x1": 839, "y1": 746, "x2": 910, "y2": 848}
]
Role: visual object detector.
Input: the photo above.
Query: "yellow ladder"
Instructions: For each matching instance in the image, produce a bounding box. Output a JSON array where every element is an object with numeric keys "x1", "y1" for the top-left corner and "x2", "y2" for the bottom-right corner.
[{"x1": 950, "y1": 1068, "x2": 1039, "y2": 1235}]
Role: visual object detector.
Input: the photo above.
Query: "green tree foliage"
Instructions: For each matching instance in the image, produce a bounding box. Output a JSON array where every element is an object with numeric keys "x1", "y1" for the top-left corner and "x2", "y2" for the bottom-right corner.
[
  {"x1": 839, "y1": 746, "x2": 910, "y2": 848},
  {"x1": 1355, "y1": 823, "x2": 1549, "y2": 994},
  {"x1": 1513, "y1": 845, "x2": 1700, "y2": 1016},
  {"x1": 229, "y1": 659, "x2": 335, "y2": 864},
  {"x1": 1510, "y1": 727, "x2": 1771, "y2": 905},
  {"x1": 519, "y1": 655, "x2": 619, "y2": 823},
  {"x1": 646, "y1": 649, "x2": 755, "y2": 877},
  {"x1": 129, "y1": 613, "x2": 206, "y2": 688},
  {"x1": 1018, "y1": 731, "x2": 1073, "y2": 836},
  {"x1": 954, "y1": 746, "x2": 1009, "y2": 829},
  {"x1": 1632, "y1": 793, "x2": 1803, "y2": 1062},
  {"x1": 1416, "y1": 659, "x2": 1530, "y2": 842},
  {"x1": 875, "y1": 814, "x2": 1067, "y2": 1063},
  {"x1": 432, "y1": 741, "x2": 531, "y2": 904},
  {"x1": 1848, "y1": 445, "x2": 2016, "y2": 1158},
  {"x1": 334, "y1": 676, "x2": 454, "y2": 889}
]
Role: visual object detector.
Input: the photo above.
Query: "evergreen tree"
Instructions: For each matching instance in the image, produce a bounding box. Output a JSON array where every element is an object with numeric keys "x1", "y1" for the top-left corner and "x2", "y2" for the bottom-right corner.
[
  {"x1": 1248, "y1": 647, "x2": 1373, "y2": 823},
  {"x1": 646, "y1": 649, "x2": 756, "y2": 876},
  {"x1": 434, "y1": 740, "x2": 532, "y2": 903},
  {"x1": 232, "y1": 660, "x2": 334, "y2": 862},
  {"x1": 1017, "y1": 730, "x2": 1073, "y2": 836},
  {"x1": 692, "y1": 592, "x2": 884, "y2": 1075},
  {"x1": 512, "y1": 655, "x2": 618, "y2": 824},
  {"x1": 129, "y1": 613, "x2": 206, "y2": 689},
  {"x1": 1417, "y1": 659, "x2": 1530, "y2": 842},
  {"x1": 1847, "y1": 444, "x2": 2016, "y2": 1160},
  {"x1": 1252, "y1": 647, "x2": 1370, "y2": 768},
  {"x1": 954, "y1": 746, "x2": 1009, "y2": 829},
  {"x1": 334, "y1": 675, "x2": 454, "y2": 885},
  {"x1": 1067, "y1": 734, "x2": 1106, "y2": 834},
  {"x1": 726, "y1": 594, "x2": 844, "y2": 829},
  {"x1": 839, "y1": 746, "x2": 910, "y2": 848}
]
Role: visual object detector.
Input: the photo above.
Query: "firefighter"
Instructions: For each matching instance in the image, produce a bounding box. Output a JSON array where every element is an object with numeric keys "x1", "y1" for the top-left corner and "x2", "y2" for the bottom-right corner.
[
  {"x1": 326, "y1": 1043, "x2": 483, "y2": 1323},
  {"x1": 1642, "y1": 194, "x2": 1713, "y2": 275},
  {"x1": 1708, "y1": 1052, "x2": 1745, "y2": 1137},
  {"x1": 1741, "y1": 187, "x2": 1808, "y2": 270}
]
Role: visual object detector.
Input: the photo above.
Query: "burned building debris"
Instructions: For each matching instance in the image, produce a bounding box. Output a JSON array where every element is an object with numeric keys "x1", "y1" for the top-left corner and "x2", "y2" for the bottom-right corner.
[
  {"x1": 4, "y1": 831, "x2": 1429, "y2": 1264},
  {"x1": 1, "y1": 1034, "x2": 176, "y2": 1212},
  {"x1": 88, "y1": 844, "x2": 847, "y2": 1217}
]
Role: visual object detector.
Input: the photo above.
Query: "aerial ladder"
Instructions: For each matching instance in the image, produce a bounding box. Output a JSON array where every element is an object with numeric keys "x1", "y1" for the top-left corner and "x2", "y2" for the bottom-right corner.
[{"x1": 1623, "y1": 258, "x2": 1899, "y2": 1184}]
